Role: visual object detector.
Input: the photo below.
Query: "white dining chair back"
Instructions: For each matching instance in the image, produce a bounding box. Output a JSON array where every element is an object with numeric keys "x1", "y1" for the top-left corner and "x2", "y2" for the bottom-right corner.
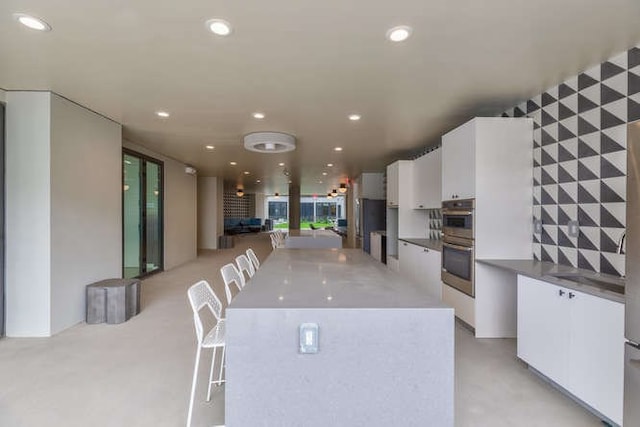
[
  {"x1": 220, "y1": 263, "x2": 245, "y2": 304},
  {"x1": 270, "y1": 233, "x2": 279, "y2": 249},
  {"x1": 236, "y1": 254, "x2": 255, "y2": 281},
  {"x1": 246, "y1": 248, "x2": 260, "y2": 270},
  {"x1": 186, "y1": 280, "x2": 226, "y2": 427}
]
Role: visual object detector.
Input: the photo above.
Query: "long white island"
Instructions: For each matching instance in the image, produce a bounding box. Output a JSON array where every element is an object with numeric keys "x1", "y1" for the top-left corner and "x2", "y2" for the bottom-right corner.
[
  {"x1": 225, "y1": 249, "x2": 454, "y2": 427},
  {"x1": 284, "y1": 229, "x2": 343, "y2": 249}
]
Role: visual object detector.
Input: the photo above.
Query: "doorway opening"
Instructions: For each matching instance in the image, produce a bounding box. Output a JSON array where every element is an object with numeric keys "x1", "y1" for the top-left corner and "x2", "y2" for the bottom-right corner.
[{"x1": 123, "y1": 150, "x2": 164, "y2": 279}]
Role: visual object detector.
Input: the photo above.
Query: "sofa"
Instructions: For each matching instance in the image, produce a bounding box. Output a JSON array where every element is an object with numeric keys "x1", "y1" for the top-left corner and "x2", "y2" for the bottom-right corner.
[{"x1": 224, "y1": 218, "x2": 263, "y2": 234}]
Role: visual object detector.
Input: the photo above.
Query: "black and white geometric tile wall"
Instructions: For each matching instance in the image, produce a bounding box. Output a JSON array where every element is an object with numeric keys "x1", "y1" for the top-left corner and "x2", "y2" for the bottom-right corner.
[{"x1": 503, "y1": 44, "x2": 640, "y2": 277}]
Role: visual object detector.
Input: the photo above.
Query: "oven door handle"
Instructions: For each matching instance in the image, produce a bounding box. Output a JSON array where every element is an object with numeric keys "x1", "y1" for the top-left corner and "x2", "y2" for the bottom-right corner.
[
  {"x1": 443, "y1": 242, "x2": 473, "y2": 252},
  {"x1": 442, "y1": 210, "x2": 473, "y2": 216}
]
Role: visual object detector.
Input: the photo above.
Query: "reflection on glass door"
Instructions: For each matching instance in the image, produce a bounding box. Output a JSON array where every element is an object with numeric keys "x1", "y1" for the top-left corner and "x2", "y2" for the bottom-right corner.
[{"x1": 123, "y1": 150, "x2": 163, "y2": 279}]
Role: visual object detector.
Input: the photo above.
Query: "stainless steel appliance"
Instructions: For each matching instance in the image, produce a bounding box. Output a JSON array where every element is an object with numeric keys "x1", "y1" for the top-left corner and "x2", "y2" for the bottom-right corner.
[
  {"x1": 625, "y1": 122, "x2": 640, "y2": 426},
  {"x1": 441, "y1": 199, "x2": 475, "y2": 297}
]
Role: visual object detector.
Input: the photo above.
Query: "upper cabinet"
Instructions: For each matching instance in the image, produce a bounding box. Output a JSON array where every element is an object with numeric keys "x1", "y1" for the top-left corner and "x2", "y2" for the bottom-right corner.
[
  {"x1": 358, "y1": 172, "x2": 386, "y2": 200},
  {"x1": 386, "y1": 161, "x2": 400, "y2": 207},
  {"x1": 441, "y1": 120, "x2": 476, "y2": 201},
  {"x1": 412, "y1": 148, "x2": 442, "y2": 209}
]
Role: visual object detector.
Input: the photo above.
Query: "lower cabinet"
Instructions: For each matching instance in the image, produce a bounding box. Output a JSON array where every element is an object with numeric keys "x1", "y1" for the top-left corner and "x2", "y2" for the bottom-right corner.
[
  {"x1": 399, "y1": 241, "x2": 442, "y2": 299},
  {"x1": 517, "y1": 275, "x2": 624, "y2": 425}
]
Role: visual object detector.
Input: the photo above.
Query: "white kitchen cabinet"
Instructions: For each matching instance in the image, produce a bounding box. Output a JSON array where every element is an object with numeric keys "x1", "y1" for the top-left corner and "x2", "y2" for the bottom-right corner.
[
  {"x1": 517, "y1": 275, "x2": 624, "y2": 425},
  {"x1": 413, "y1": 148, "x2": 442, "y2": 209},
  {"x1": 441, "y1": 120, "x2": 475, "y2": 201},
  {"x1": 399, "y1": 241, "x2": 442, "y2": 299},
  {"x1": 386, "y1": 161, "x2": 399, "y2": 208}
]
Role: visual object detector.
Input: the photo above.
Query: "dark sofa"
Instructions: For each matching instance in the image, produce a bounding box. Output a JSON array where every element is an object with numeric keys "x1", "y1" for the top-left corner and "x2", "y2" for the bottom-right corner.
[{"x1": 224, "y1": 218, "x2": 262, "y2": 234}]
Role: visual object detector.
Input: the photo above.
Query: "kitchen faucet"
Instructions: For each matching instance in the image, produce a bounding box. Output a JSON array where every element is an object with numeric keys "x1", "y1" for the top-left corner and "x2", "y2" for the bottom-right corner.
[{"x1": 617, "y1": 231, "x2": 626, "y2": 255}]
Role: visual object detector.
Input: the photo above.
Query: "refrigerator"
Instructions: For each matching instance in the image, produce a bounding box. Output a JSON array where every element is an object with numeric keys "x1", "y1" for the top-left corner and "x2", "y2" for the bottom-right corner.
[
  {"x1": 625, "y1": 122, "x2": 640, "y2": 426},
  {"x1": 359, "y1": 198, "x2": 386, "y2": 254}
]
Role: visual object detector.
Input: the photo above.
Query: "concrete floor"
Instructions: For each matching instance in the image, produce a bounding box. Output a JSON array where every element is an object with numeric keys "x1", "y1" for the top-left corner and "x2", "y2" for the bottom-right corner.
[{"x1": 0, "y1": 233, "x2": 602, "y2": 427}]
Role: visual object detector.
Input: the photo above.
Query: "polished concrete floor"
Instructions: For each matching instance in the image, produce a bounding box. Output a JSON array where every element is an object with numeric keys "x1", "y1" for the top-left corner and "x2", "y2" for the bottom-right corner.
[{"x1": 0, "y1": 233, "x2": 603, "y2": 427}]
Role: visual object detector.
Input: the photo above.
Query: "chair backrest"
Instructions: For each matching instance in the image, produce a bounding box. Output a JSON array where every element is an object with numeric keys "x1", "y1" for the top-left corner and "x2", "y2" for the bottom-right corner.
[
  {"x1": 236, "y1": 254, "x2": 255, "y2": 281},
  {"x1": 187, "y1": 280, "x2": 223, "y2": 344},
  {"x1": 220, "y1": 263, "x2": 245, "y2": 304},
  {"x1": 270, "y1": 234, "x2": 278, "y2": 249},
  {"x1": 246, "y1": 248, "x2": 260, "y2": 270}
]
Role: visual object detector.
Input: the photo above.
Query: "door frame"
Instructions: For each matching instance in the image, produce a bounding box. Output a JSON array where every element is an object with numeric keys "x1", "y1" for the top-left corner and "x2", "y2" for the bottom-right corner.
[{"x1": 122, "y1": 148, "x2": 164, "y2": 278}]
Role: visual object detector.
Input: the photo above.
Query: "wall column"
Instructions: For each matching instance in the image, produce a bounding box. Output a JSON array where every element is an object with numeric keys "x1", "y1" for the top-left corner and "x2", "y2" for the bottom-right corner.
[{"x1": 288, "y1": 184, "x2": 300, "y2": 230}]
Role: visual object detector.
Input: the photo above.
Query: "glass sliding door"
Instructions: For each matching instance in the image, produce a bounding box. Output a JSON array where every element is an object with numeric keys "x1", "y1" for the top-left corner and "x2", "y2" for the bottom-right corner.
[{"x1": 123, "y1": 150, "x2": 163, "y2": 279}]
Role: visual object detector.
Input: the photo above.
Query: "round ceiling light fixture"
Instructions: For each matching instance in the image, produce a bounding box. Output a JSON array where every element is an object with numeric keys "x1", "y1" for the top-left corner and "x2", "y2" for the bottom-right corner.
[
  {"x1": 252, "y1": 112, "x2": 265, "y2": 119},
  {"x1": 331, "y1": 189, "x2": 338, "y2": 197},
  {"x1": 339, "y1": 183, "x2": 348, "y2": 193},
  {"x1": 348, "y1": 114, "x2": 361, "y2": 121},
  {"x1": 206, "y1": 18, "x2": 232, "y2": 36},
  {"x1": 244, "y1": 132, "x2": 296, "y2": 153},
  {"x1": 14, "y1": 13, "x2": 51, "y2": 31},
  {"x1": 236, "y1": 188, "x2": 244, "y2": 197},
  {"x1": 386, "y1": 25, "x2": 412, "y2": 42}
]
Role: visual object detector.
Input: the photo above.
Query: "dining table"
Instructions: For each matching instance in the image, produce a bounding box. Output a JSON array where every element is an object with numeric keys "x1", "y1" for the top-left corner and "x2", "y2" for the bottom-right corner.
[{"x1": 225, "y1": 248, "x2": 454, "y2": 427}]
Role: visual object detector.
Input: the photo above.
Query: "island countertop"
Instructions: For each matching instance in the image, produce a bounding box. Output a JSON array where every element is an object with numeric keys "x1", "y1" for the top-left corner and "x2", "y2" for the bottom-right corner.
[{"x1": 229, "y1": 248, "x2": 449, "y2": 309}]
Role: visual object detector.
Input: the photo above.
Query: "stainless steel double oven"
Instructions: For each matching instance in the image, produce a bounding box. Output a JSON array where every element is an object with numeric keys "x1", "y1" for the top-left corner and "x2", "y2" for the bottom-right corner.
[{"x1": 441, "y1": 199, "x2": 475, "y2": 297}]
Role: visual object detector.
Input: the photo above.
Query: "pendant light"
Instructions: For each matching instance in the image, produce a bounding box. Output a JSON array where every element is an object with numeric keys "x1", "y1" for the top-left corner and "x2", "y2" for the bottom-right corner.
[
  {"x1": 339, "y1": 183, "x2": 347, "y2": 193},
  {"x1": 331, "y1": 188, "x2": 338, "y2": 197},
  {"x1": 236, "y1": 188, "x2": 244, "y2": 197}
]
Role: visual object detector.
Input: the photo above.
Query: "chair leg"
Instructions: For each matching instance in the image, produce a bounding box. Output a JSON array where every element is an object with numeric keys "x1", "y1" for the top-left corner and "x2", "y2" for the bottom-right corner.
[
  {"x1": 218, "y1": 345, "x2": 226, "y2": 385},
  {"x1": 206, "y1": 347, "x2": 218, "y2": 402},
  {"x1": 187, "y1": 346, "x2": 202, "y2": 427}
]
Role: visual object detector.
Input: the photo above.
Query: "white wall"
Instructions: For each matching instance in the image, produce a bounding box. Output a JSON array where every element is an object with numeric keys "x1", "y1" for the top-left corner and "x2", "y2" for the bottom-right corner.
[
  {"x1": 49, "y1": 94, "x2": 122, "y2": 334},
  {"x1": 5, "y1": 91, "x2": 52, "y2": 336},
  {"x1": 123, "y1": 141, "x2": 197, "y2": 269},
  {"x1": 0, "y1": 89, "x2": 6, "y2": 103},
  {"x1": 198, "y1": 176, "x2": 220, "y2": 249},
  {"x1": 255, "y1": 193, "x2": 266, "y2": 220}
]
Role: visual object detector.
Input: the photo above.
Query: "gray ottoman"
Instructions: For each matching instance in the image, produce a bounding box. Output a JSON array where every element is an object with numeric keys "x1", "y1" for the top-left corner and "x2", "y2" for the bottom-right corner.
[{"x1": 86, "y1": 278, "x2": 141, "y2": 324}]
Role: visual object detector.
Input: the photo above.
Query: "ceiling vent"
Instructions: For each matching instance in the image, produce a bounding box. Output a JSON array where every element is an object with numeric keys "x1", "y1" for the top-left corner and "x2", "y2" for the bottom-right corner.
[{"x1": 244, "y1": 132, "x2": 296, "y2": 153}]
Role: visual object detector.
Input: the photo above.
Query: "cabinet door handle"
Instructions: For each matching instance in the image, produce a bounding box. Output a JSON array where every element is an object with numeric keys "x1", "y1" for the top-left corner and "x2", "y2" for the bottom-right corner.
[
  {"x1": 423, "y1": 248, "x2": 429, "y2": 252},
  {"x1": 569, "y1": 292, "x2": 576, "y2": 299},
  {"x1": 558, "y1": 289, "x2": 565, "y2": 297}
]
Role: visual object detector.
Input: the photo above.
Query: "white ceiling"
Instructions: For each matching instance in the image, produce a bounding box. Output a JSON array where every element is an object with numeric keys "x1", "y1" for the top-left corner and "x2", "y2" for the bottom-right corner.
[{"x1": 1, "y1": 0, "x2": 640, "y2": 195}]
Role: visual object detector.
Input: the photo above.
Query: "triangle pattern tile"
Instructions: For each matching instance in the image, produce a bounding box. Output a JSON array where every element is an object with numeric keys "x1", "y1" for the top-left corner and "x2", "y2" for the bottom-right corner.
[
  {"x1": 541, "y1": 165, "x2": 557, "y2": 185},
  {"x1": 577, "y1": 139, "x2": 598, "y2": 158},
  {"x1": 601, "y1": 178, "x2": 626, "y2": 203},
  {"x1": 533, "y1": 167, "x2": 541, "y2": 187},
  {"x1": 533, "y1": 195, "x2": 540, "y2": 206},
  {"x1": 541, "y1": 206, "x2": 557, "y2": 226},
  {"x1": 533, "y1": 206, "x2": 541, "y2": 221},
  {"x1": 541, "y1": 145, "x2": 557, "y2": 165},
  {"x1": 601, "y1": 131, "x2": 626, "y2": 154},
  {"x1": 578, "y1": 116, "x2": 599, "y2": 136},
  {"x1": 602, "y1": 125, "x2": 627, "y2": 151},
  {"x1": 578, "y1": 181, "x2": 599, "y2": 203},
  {"x1": 602, "y1": 98, "x2": 627, "y2": 125},
  {"x1": 533, "y1": 128, "x2": 541, "y2": 148},
  {"x1": 541, "y1": 185, "x2": 557, "y2": 205},
  {"x1": 601, "y1": 107, "x2": 625, "y2": 130},
  {"x1": 578, "y1": 249, "x2": 599, "y2": 272},
  {"x1": 580, "y1": 108, "x2": 600, "y2": 130},
  {"x1": 558, "y1": 122, "x2": 577, "y2": 141},
  {"x1": 601, "y1": 83, "x2": 625, "y2": 106},
  {"x1": 541, "y1": 109, "x2": 556, "y2": 126},
  {"x1": 541, "y1": 245, "x2": 558, "y2": 263},
  {"x1": 529, "y1": 110, "x2": 542, "y2": 128},
  {"x1": 629, "y1": 95, "x2": 640, "y2": 122},
  {"x1": 514, "y1": 106, "x2": 526, "y2": 117},
  {"x1": 558, "y1": 247, "x2": 577, "y2": 268},
  {"x1": 560, "y1": 115, "x2": 578, "y2": 137},
  {"x1": 557, "y1": 183, "x2": 577, "y2": 204},
  {"x1": 578, "y1": 93, "x2": 599, "y2": 113},
  {"x1": 558, "y1": 102, "x2": 576, "y2": 121},
  {"x1": 578, "y1": 72, "x2": 599, "y2": 90},
  {"x1": 601, "y1": 61, "x2": 626, "y2": 81},
  {"x1": 577, "y1": 158, "x2": 599, "y2": 181},
  {"x1": 533, "y1": 233, "x2": 541, "y2": 244},
  {"x1": 540, "y1": 246, "x2": 552, "y2": 263},
  {"x1": 601, "y1": 202, "x2": 626, "y2": 228},
  {"x1": 542, "y1": 92, "x2": 557, "y2": 107},
  {"x1": 600, "y1": 253, "x2": 625, "y2": 277},
  {"x1": 600, "y1": 228, "x2": 621, "y2": 253},
  {"x1": 608, "y1": 50, "x2": 628, "y2": 71},
  {"x1": 577, "y1": 204, "x2": 599, "y2": 227},
  {"x1": 601, "y1": 151, "x2": 626, "y2": 178},
  {"x1": 559, "y1": 83, "x2": 576, "y2": 99},
  {"x1": 558, "y1": 206, "x2": 572, "y2": 225},
  {"x1": 558, "y1": 160, "x2": 577, "y2": 183},
  {"x1": 541, "y1": 226, "x2": 557, "y2": 246},
  {"x1": 527, "y1": 99, "x2": 540, "y2": 113},
  {"x1": 547, "y1": 86, "x2": 559, "y2": 99},
  {"x1": 501, "y1": 112, "x2": 509, "y2": 118},
  {"x1": 579, "y1": 132, "x2": 600, "y2": 156},
  {"x1": 533, "y1": 244, "x2": 541, "y2": 261},
  {"x1": 629, "y1": 47, "x2": 640, "y2": 69},
  {"x1": 533, "y1": 186, "x2": 541, "y2": 206},
  {"x1": 558, "y1": 142, "x2": 577, "y2": 162},
  {"x1": 629, "y1": 70, "x2": 640, "y2": 96},
  {"x1": 557, "y1": 227, "x2": 575, "y2": 248},
  {"x1": 602, "y1": 72, "x2": 628, "y2": 98},
  {"x1": 541, "y1": 128, "x2": 557, "y2": 145}
]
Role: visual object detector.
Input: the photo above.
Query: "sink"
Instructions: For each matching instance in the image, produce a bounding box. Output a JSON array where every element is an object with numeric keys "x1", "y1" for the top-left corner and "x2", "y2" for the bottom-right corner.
[{"x1": 546, "y1": 273, "x2": 625, "y2": 295}]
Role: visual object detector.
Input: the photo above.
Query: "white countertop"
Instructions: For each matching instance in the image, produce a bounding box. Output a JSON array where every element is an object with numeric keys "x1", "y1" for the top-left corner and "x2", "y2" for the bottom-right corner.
[{"x1": 229, "y1": 248, "x2": 449, "y2": 309}]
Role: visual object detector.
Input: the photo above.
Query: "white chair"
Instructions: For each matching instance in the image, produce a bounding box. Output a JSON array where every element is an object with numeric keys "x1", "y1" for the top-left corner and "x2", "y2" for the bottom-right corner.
[
  {"x1": 220, "y1": 263, "x2": 245, "y2": 305},
  {"x1": 236, "y1": 254, "x2": 255, "y2": 281},
  {"x1": 270, "y1": 233, "x2": 279, "y2": 249},
  {"x1": 186, "y1": 280, "x2": 226, "y2": 427},
  {"x1": 246, "y1": 248, "x2": 260, "y2": 270}
]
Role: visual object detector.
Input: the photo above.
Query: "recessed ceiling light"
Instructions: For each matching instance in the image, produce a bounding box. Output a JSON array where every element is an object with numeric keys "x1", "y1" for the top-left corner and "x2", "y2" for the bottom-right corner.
[
  {"x1": 319, "y1": 180, "x2": 323, "y2": 184},
  {"x1": 386, "y1": 25, "x2": 412, "y2": 42},
  {"x1": 252, "y1": 112, "x2": 265, "y2": 119},
  {"x1": 278, "y1": 162, "x2": 285, "y2": 167},
  {"x1": 256, "y1": 179, "x2": 261, "y2": 183},
  {"x1": 327, "y1": 163, "x2": 333, "y2": 167},
  {"x1": 322, "y1": 172, "x2": 328, "y2": 176},
  {"x1": 156, "y1": 111, "x2": 170, "y2": 118},
  {"x1": 230, "y1": 161, "x2": 237, "y2": 166},
  {"x1": 244, "y1": 171, "x2": 250, "y2": 175},
  {"x1": 206, "y1": 18, "x2": 232, "y2": 36},
  {"x1": 334, "y1": 147, "x2": 343, "y2": 152},
  {"x1": 205, "y1": 145, "x2": 215, "y2": 150},
  {"x1": 348, "y1": 114, "x2": 361, "y2": 121},
  {"x1": 14, "y1": 13, "x2": 51, "y2": 31}
]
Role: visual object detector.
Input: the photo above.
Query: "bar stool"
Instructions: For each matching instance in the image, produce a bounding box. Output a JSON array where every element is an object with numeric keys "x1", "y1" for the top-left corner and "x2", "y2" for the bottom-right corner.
[
  {"x1": 236, "y1": 254, "x2": 255, "y2": 282},
  {"x1": 246, "y1": 248, "x2": 260, "y2": 270},
  {"x1": 186, "y1": 280, "x2": 226, "y2": 427},
  {"x1": 220, "y1": 263, "x2": 245, "y2": 305}
]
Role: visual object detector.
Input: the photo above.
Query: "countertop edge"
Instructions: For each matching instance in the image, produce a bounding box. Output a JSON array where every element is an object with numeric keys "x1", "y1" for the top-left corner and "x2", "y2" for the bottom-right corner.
[{"x1": 398, "y1": 238, "x2": 442, "y2": 252}]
